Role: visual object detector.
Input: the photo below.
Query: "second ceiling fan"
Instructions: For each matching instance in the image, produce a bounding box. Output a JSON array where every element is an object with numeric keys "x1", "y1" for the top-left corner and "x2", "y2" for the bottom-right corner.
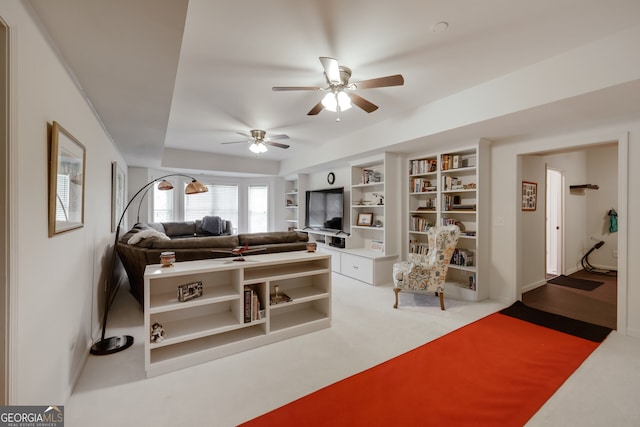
[
  {"x1": 273, "y1": 57, "x2": 404, "y2": 118},
  {"x1": 221, "y1": 129, "x2": 289, "y2": 154}
]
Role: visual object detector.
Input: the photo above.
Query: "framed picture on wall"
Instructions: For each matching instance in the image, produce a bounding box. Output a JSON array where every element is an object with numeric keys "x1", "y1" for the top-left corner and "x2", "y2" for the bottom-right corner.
[
  {"x1": 522, "y1": 181, "x2": 537, "y2": 211},
  {"x1": 111, "y1": 161, "x2": 126, "y2": 231},
  {"x1": 48, "y1": 121, "x2": 86, "y2": 236}
]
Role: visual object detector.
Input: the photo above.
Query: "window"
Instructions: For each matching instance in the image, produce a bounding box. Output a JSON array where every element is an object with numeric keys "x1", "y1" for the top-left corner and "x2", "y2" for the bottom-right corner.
[
  {"x1": 184, "y1": 183, "x2": 238, "y2": 228},
  {"x1": 153, "y1": 185, "x2": 174, "y2": 222},
  {"x1": 248, "y1": 184, "x2": 268, "y2": 233}
]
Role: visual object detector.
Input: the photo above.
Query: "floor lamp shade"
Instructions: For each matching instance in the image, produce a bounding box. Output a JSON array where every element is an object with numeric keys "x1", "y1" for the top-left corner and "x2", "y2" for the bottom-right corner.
[{"x1": 90, "y1": 174, "x2": 208, "y2": 355}]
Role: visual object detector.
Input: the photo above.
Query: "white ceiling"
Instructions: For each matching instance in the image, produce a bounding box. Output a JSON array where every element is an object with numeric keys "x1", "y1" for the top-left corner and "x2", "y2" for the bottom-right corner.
[{"x1": 27, "y1": 0, "x2": 640, "y2": 175}]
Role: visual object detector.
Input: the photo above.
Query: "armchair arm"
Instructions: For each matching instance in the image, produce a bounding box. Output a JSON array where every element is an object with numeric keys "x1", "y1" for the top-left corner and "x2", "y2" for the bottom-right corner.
[{"x1": 392, "y1": 261, "x2": 414, "y2": 288}]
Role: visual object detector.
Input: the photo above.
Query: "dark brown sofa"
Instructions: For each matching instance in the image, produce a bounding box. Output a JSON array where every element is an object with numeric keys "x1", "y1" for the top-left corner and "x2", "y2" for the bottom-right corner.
[{"x1": 116, "y1": 221, "x2": 309, "y2": 306}]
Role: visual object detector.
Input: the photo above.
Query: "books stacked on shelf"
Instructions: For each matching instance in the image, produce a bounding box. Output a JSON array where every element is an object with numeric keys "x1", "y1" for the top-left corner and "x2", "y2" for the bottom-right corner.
[
  {"x1": 441, "y1": 217, "x2": 462, "y2": 227},
  {"x1": 461, "y1": 230, "x2": 477, "y2": 237},
  {"x1": 452, "y1": 204, "x2": 476, "y2": 211},
  {"x1": 469, "y1": 273, "x2": 477, "y2": 290},
  {"x1": 410, "y1": 216, "x2": 432, "y2": 232},
  {"x1": 362, "y1": 169, "x2": 382, "y2": 184},
  {"x1": 244, "y1": 284, "x2": 265, "y2": 323},
  {"x1": 442, "y1": 175, "x2": 462, "y2": 191},
  {"x1": 409, "y1": 159, "x2": 437, "y2": 175},
  {"x1": 441, "y1": 194, "x2": 462, "y2": 211},
  {"x1": 410, "y1": 177, "x2": 436, "y2": 193},
  {"x1": 416, "y1": 198, "x2": 435, "y2": 210},
  {"x1": 450, "y1": 249, "x2": 474, "y2": 267},
  {"x1": 409, "y1": 239, "x2": 429, "y2": 255}
]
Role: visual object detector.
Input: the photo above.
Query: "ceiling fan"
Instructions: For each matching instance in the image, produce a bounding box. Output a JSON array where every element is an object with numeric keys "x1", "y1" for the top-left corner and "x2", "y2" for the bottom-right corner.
[
  {"x1": 221, "y1": 129, "x2": 290, "y2": 154},
  {"x1": 273, "y1": 57, "x2": 404, "y2": 120}
]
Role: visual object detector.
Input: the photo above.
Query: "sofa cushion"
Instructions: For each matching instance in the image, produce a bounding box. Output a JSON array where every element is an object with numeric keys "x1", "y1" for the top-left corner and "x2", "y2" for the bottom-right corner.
[
  {"x1": 238, "y1": 231, "x2": 307, "y2": 246},
  {"x1": 148, "y1": 235, "x2": 239, "y2": 249},
  {"x1": 162, "y1": 221, "x2": 197, "y2": 237}
]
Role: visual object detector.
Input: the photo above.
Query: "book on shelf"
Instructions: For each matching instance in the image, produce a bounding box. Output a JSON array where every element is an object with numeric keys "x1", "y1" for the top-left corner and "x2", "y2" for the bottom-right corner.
[
  {"x1": 442, "y1": 175, "x2": 462, "y2": 191},
  {"x1": 409, "y1": 159, "x2": 437, "y2": 175},
  {"x1": 410, "y1": 216, "x2": 432, "y2": 232},
  {"x1": 450, "y1": 248, "x2": 474, "y2": 267},
  {"x1": 441, "y1": 194, "x2": 463, "y2": 211},
  {"x1": 362, "y1": 169, "x2": 382, "y2": 184},
  {"x1": 441, "y1": 218, "x2": 462, "y2": 227},
  {"x1": 469, "y1": 273, "x2": 477, "y2": 290},
  {"x1": 409, "y1": 239, "x2": 429, "y2": 255},
  {"x1": 452, "y1": 204, "x2": 476, "y2": 210},
  {"x1": 244, "y1": 284, "x2": 265, "y2": 323}
]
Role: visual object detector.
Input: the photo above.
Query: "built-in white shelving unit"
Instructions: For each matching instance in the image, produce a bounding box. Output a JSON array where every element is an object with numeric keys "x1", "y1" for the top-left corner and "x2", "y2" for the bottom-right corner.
[
  {"x1": 406, "y1": 140, "x2": 489, "y2": 301},
  {"x1": 315, "y1": 153, "x2": 400, "y2": 286},
  {"x1": 283, "y1": 174, "x2": 307, "y2": 231},
  {"x1": 144, "y1": 252, "x2": 331, "y2": 377}
]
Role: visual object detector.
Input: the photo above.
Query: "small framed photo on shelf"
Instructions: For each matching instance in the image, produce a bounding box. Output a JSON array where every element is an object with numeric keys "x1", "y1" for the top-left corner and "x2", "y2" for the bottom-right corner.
[
  {"x1": 522, "y1": 181, "x2": 537, "y2": 211},
  {"x1": 357, "y1": 212, "x2": 374, "y2": 226},
  {"x1": 177, "y1": 281, "x2": 203, "y2": 302}
]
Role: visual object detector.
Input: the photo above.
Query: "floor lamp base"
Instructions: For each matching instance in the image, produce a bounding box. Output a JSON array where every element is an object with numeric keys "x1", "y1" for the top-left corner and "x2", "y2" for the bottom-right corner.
[{"x1": 90, "y1": 335, "x2": 134, "y2": 355}]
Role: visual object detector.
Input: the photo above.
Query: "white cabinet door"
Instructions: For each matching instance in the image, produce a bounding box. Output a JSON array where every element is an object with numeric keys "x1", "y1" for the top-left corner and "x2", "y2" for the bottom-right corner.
[{"x1": 340, "y1": 253, "x2": 374, "y2": 283}]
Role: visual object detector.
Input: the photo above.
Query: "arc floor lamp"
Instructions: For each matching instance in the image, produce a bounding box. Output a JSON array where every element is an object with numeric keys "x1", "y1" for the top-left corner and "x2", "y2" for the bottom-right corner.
[{"x1": 90, "y1": 174, "x2": 208, "y2": 355}]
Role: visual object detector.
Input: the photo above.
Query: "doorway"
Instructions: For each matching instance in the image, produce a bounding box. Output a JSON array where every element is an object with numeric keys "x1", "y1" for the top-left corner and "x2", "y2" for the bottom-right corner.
[
  {"x1": 546, "y1": 167, "x2": 563, "y2": 277},
  {"x1": 523, "y1": 143, "x2": 621, "y2": 330}
]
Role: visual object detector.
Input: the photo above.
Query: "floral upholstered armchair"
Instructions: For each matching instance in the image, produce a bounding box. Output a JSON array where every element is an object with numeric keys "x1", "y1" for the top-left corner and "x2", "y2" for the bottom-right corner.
[{"x1": 393, "y1": 225, "x2": 461, "y2": 310}]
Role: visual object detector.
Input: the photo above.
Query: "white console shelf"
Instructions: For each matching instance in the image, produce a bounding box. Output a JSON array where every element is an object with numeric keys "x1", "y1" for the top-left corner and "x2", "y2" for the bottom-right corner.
[{"x1": 144, "y1": 251, "x2": 331, "y2": 377}]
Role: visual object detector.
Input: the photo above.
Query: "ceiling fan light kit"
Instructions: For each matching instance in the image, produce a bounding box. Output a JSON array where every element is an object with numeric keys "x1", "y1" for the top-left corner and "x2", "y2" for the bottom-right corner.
[
  {"x1": 273, "y1": 56, "x2": 404, "y2": 119},
  {"x1": 221, "y1": 129, "x2": 290, "y2": 154},
  {"x1": 321, "y1": 90, "x2": 352, "y2": 112},
  {"x1": 249, "y1": 141, "x2": 268, "y2": 154}
]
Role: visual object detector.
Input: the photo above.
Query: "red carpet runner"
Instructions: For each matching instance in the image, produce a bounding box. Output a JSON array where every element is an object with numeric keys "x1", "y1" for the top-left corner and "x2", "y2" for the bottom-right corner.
[{"x1": 241, "y1": 308, "x2": 606, "y2": 426}]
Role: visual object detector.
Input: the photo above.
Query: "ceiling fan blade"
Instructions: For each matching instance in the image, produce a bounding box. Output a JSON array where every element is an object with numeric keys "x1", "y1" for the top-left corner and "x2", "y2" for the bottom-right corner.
[
  {"x1": 352, "y1": 74, "x2": 404, "y2": 89},
  {"x1": 221, "y1": 140, "x2": 249, "y2": 145},
  {"x1": 272, "y1": 86, "x2": 322, "y2": 91},
  {"x1": 264, "y1": 141, "x2": 290, "y2": 149},
  {"x1": 307, "y1": 101, "x2": 324, "y2": 116},
  {"x1": 266, "y1": 133, "x2": 289, "y2": 141},
  {"x1": 236, "y1": 131, "x2": 252, "y2": 138},
  {"x1": 319, "y1": 57, "x2": 341, "y2": 84},
  {"x1": 350, "y1": 93, "x2": 379, "y2": 113}
]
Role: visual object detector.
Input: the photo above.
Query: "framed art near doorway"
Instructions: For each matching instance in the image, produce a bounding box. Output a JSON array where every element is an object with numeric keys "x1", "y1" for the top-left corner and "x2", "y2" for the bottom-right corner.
[{"x1": 522, "y1": 181, "x2": 537, "y2": 211}]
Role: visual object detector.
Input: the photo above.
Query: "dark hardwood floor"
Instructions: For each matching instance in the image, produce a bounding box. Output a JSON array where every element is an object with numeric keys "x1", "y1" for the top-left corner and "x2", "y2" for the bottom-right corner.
[{"x1": 522, "y1": 269, "x2": 617, "y2": 330}]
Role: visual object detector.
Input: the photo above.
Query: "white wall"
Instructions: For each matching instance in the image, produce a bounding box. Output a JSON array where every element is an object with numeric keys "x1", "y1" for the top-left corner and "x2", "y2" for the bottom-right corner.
[{"x1": 2, "y1": 2, "x2": 126, "y2": 404}]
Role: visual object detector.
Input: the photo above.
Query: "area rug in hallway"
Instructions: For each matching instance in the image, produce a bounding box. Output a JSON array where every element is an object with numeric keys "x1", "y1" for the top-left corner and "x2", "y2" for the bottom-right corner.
[
  {"x1": 240, "y1": 303, "x2": 611, "y2": 427},
  {"x1": 547, "y1": 274, "x2": 604, "y2": 291}
]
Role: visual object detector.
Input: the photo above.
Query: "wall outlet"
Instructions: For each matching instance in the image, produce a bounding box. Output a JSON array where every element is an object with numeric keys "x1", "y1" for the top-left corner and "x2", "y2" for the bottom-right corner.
[{"x1": 612, "y1": 250, "x2": 618, "y2": 258}]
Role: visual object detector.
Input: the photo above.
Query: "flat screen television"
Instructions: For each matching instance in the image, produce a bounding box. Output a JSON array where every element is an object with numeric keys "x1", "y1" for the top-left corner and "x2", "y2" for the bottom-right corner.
[{"x1": 305, "y1": 187, "x2": 344, "y2": 232}]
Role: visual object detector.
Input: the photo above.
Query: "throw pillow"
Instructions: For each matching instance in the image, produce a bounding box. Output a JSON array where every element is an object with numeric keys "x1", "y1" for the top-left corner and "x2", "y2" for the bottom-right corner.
[
  {"x1": 201, "y1": 215, "x2": 223, "y2": 235},
  {"x1": 127, "y1": 229, "x2": 171, "y2": 245}
]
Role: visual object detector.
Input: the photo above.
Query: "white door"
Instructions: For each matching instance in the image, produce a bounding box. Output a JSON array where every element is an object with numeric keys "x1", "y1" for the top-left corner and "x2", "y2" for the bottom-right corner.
[{"x1": 546, "y1": 168, "x2": 563, "y2": 276}]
